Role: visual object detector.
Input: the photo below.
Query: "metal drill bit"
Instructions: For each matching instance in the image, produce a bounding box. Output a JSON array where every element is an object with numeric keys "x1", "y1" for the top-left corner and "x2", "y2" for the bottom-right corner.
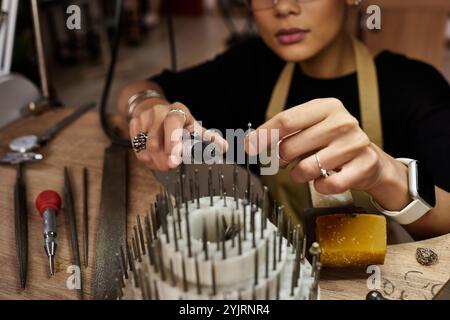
[
  {"x1": 119, "y1": 246, "x2": 128, "y2": 279},
  {"x1": 211, "y1": 262, "x2": 217, "y2": 296},
  {"x1": 222, "y1": 219, "x2": 227, "y2": 260},
  {"x1": 234, "y1": 186, "x2": 239, "y2": 210},
  {"x1": 231, "y1": 211, "x2": 236, "y2": 248},
  {"x1": 238, "y1": 218, "x2": 242, "y2": 255},
  {"x1": 133, "y1": 228, "x2": 142, "y2": 262},
  {"x1": 242, "y1": 200, "x2": 247, "y2": 241},
  {"x1": 144, "y1": 216, "x2": 156, "y2": 267},
  {"x1": 254, "y1": 250, "x2": 259, "y2": 286},
  {"x1": 290, "y1": 261, "x2": 296, "y2": 297},
  {"x1": 202, "y1": 217, "x2": 209, "y2": 261},
  {"x1": 131, "y1": 236, "x2": 139, "y2": 263},
  {"x1": 189, "y1": 177, "x2": 195, "y2": 203},
  {"x1": 292, "y1": 227, "x2": 297, "y2": 254},
  {"x1": 273, "y1": 230, "x2": 277, "y2": 271},
  {"x1": 251, "y1": 206, "x2": 256, "y2": 248},
  {"x1": 215, "y1": 212, "x2": 220, "y2": 251},
  {"x1": 260, "y1": 206, "x2": 265, "y2": 240},
  {"x1": 145, "y1": 275, "x2": 152, "y2": 300},
  {"x1": 181, "y1": 174, "x2": 186, "y2": 203},
  {"x1": 170, "y1": 259, "x2": 176, "y2": 287},
  {"x1": 126, "y1": 241, "x2": 138, "y2": 287},
  {"x1": 219, "y1": 172, "x2": 224, "y2": 199},
  {"x1": 208, "y1": 167, "x2": 213, "y2": 206},
  {"x1": 263, "y1": 186, "x2": 268, "y2": 229},
  {"x1": 276, "y1": 273, "x2": 280, "y2": 300},
  {"x1": 137, "y1": 216, "x2": 146, "y2": 255},
  {"x1": 286, "y1": 215, "x2": 292, "y2": 248},
  {"x1": 82, "y1": 167, "x2": 89, "y2": 268},
  {"x1": 233, "y1": 165, "x2": 238, "y2": 192},
  {"x1": 310, "y1": 262, "x2": 322, "y2": 300},
  {"x1": 195, "y1": 170, "x2": 200, "y2": 209},
  {"x1": 138, "y1": 269, "x2": 146, "y2": 299},
  {"x1": 238, "y1": 289, "x2": 243, "y2": 300},
  {"x1": 246, "y1": 123, "x2": 252, "y2": 201},
  {"x1": 150, "y1": 205, "x2": 157, "y2": 240},
  {"x1": 172, "y1": 214, "x2": 179, "y2": 252},
  {"x1": 278, "y1": 225, "x2": 283, "y2": 263},
  {"x1": 195, "y1": 254, "x2": 201, "y2": 295},
  {"x1": 273, "y1": 201, "x2": 278, "y2": 225},
  {"x1": 156, "y1": 239, "x2": 166, "y2": 281},
  {"x1": 185, "y1": 204, "x2": 192, "y2": 258},
  {"x1": 175, "y1": 194, "x2": 182, "y2": 239},
  {"x1": 265, "y1": 282, "x2": 270, "y2": 300},
  {"x1": 223, "y1": 191, "x2": 227, "y2": 207},
  {"x1": 301, "y1": 233, "x2": 307, "y2": 263},
  {"x1": 154, "y1": 280, "x2": 160, "y2": 300},
  {"x1": 252, "y1": 285, "x2": 256, "y2": 300},
  {"x1": 265, "y1": 239, "x2": 269, "y2": 279},
  {"x1": 309, "y1": 242, "x2": 321, "y2": 277}
]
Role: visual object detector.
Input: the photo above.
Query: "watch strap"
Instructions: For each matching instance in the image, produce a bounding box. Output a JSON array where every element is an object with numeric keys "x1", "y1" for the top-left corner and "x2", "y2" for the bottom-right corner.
[
  {"x1": 371, "y1": 197, "x2": 431, "y2": 225},
  {"x1": 370, "y1": 158, "x2": 431, "y2": 225}
]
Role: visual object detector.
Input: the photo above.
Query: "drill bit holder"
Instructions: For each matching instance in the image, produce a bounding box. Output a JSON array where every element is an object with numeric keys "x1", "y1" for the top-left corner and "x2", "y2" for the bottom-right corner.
[{"x1": 115, "y1": 166, "x2": 321, "y2": 300}]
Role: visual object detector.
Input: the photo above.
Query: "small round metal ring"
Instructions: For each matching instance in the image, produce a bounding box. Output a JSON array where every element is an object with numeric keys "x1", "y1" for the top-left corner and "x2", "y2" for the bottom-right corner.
[
  {"x1": 315, "y1": 153, "x2": 330, "y2": 178},
  {"x1": 167, "y1": 108, "x2": 187, "y2": 124}
]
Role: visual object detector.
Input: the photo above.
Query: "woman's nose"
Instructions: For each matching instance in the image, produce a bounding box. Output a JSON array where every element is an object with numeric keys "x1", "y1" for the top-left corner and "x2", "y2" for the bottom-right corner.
[{"x1": 274, "y1": 0, "x2": 302, "y2": 17}]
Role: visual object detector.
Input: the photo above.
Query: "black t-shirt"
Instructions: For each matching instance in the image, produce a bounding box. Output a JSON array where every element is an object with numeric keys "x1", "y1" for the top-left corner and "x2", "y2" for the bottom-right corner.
[{"x1": 152, "y1": 37, "x2": 450, "y2": 192}]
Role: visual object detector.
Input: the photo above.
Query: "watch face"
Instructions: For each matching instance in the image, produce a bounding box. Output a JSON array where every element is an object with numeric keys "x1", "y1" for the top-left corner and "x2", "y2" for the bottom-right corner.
[
  {"x1": 9, "y1": 135, "x2": 39, "y2": 153},
  {"x1": 415, "y1": 161, "x2": 436, "y2": 208}
]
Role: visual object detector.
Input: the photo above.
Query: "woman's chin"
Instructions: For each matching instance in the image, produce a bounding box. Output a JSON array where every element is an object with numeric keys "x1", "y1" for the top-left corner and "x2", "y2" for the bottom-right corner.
[{"x1": 271, "y1": 42, "x2": 320, "y2": 63}]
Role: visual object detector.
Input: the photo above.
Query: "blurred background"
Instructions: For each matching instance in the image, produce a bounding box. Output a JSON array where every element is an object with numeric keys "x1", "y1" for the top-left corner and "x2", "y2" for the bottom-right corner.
[{"x1": 5, "y1": 0, "x2": 450, "y2": 111}]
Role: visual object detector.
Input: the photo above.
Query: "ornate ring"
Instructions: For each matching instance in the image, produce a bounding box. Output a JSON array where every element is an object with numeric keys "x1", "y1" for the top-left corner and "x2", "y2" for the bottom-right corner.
[
  {"x1": 315, "y1": 153, "x2": 330, "y2": 178},
  {"x1": 167, "y1": 108, "x2": 187, "y2": 124},
  {"x1": 133, "y1": 132, "x2": 148, "y2": 153}
]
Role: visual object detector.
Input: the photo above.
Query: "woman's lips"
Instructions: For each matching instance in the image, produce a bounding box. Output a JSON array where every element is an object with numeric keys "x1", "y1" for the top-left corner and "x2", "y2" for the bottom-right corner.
[{"x1": 275, "y1": 28, "x2": 310, "y2": 45}]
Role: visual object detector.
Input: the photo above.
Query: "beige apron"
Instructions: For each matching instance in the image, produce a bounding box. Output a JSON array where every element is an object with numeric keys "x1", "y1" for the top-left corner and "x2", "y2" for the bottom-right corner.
[{"x1": 261, "y1": 38, "x2": 383, "y2": 227}]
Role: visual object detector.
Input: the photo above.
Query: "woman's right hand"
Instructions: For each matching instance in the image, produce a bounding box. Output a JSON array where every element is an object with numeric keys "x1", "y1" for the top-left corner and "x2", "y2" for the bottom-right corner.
[{"x1": 129, "y1": 101, "x2": 227, "y2": 172}]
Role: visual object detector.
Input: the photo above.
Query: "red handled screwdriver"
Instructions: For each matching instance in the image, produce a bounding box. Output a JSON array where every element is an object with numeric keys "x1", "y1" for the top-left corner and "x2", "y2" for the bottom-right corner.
[{"x1": 35, "y1": 190, "x2": 62, "y2": 275}]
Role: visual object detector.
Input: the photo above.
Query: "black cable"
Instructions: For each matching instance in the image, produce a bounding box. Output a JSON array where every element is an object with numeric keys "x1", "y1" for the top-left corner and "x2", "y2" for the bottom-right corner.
[
  {"x1": 99, "y1": 0, "x2": 178, "y2": 147},
  {"x1": 166, "y1": 0, "x2": 177, "y2": 71},
  {"x1": 99, "y1": 0, "x2": 130, "y2": 147}
]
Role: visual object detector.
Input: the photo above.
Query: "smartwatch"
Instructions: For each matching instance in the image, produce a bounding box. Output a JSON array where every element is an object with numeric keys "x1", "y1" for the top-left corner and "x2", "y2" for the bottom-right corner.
[{"x1": 371, "y1": 158, "x2": 436, "y2": 225}]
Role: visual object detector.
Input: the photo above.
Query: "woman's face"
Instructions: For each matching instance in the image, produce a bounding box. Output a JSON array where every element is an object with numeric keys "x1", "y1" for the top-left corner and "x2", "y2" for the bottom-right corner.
[{"x1": 252, "y1": 0, "x2": 352, "y2": 62}]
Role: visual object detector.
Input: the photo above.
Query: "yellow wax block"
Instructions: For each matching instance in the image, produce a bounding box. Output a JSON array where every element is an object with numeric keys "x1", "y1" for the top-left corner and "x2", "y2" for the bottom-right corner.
[{"x1": 316, "y1": 214, "x2": 387, "y2": 268}]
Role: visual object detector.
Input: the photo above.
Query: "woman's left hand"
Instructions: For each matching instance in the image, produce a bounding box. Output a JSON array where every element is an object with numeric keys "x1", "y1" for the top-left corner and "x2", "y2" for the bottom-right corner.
[{"x1": 245, "y1": 98, "x2": 409, "y2": 201}]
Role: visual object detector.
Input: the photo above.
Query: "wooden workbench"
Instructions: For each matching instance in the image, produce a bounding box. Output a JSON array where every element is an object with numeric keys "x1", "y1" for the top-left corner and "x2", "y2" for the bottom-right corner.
[{"x1": 0, "y1": 109, "x2": 449, "y2": 300}]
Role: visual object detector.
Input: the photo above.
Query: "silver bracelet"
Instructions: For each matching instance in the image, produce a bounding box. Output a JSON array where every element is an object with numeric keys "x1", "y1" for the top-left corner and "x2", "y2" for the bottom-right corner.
[{"x1": 127, "y1": 89, "x2": 162, "y2": 120}]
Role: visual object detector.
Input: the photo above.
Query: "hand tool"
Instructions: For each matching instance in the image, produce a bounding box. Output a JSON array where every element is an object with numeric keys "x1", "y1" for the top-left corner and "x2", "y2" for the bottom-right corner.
[
  {"x1": 3, "y1": 102, "x2": 96, "y2": 164},
  {"x1": 14, "y1": 163, "x2": 28, "y2": 289},
  {"x1": 93, "y1": 143, "x2": 128, "y2": 300},
  {"x1": 35, "y1": 190, "x2": 62, "y2": 276},
  {"x1": 82, "y1": 167, "x2": 89, "y2": 268},
  {"x1": 64, "y1": 167, "x2": 84, "y2": 299}
]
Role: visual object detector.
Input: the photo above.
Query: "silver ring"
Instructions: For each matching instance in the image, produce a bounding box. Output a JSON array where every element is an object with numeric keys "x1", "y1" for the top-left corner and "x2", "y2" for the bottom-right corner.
[
  {"x1": 315, "y1": 153, "x2": 330, "y2": 178},
  {"x1": 167, "y1": 108, "x2": 187, "y2": 124},
  {"x1": 133, "y1": 132, "x2": 148, "y2": 153},
  {"x1": 276, "y1": 140, "x2": 289, "y2": 164}
]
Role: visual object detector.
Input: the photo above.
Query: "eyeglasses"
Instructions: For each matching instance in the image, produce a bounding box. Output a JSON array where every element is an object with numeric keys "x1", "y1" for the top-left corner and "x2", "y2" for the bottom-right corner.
[{"x1": 245, "y1": 0, "x2": 318, "y2": 11}]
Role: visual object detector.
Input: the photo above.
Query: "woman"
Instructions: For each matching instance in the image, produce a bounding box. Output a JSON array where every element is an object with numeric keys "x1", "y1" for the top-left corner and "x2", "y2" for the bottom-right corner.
[{"x1": 117, "y1": 0, "x2": 450, "y2": 240}]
